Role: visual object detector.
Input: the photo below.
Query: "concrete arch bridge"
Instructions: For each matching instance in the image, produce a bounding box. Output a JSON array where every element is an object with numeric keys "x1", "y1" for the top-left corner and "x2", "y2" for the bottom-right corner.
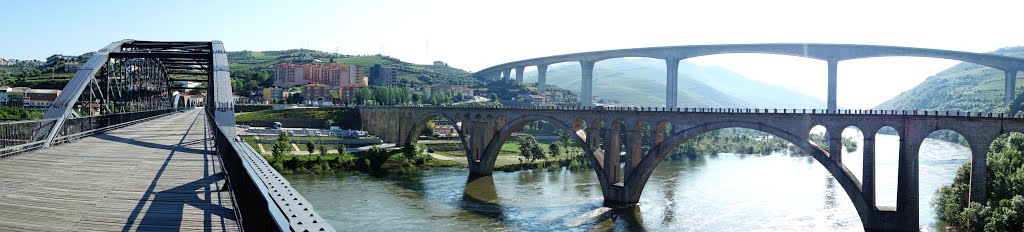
[{"x1": 361, "y1": 106, "x2": 1024, "y2": 231}]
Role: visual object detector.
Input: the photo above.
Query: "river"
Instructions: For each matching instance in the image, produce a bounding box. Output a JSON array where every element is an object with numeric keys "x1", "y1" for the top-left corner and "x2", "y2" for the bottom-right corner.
[{"x1": 284, "y1": 134, "x2": 970, "y2": 231}]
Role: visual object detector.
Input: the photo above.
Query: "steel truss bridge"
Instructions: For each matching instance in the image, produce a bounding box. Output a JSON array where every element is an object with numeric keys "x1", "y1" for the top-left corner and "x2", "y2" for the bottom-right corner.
[{"x1": 0, "y1": 40, "x2": 331, "y2": 231}]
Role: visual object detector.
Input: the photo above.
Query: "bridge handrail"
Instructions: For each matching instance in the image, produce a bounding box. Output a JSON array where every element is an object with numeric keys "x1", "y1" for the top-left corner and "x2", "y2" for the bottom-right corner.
[
  {"x1": 0, "y1": 108, "x2": 185, "y2": 159},
  {"x1": 51, "y1": 109, "x2": 183, "y2": 145},
  {"x1": 361, "y1": 105, "x2": 1024, "y2": 119},
  {"x1": 207, "y1": 110, "x2": 333, "y2": 232},
  {"x1": 0, "y1": 118, "x2": 56, "y2": 158}
]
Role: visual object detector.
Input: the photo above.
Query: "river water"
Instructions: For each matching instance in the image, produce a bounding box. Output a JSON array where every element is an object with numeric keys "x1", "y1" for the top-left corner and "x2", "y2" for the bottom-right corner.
[{"x1": 285, "y1": 134, "x2": 970, "y2": 231}]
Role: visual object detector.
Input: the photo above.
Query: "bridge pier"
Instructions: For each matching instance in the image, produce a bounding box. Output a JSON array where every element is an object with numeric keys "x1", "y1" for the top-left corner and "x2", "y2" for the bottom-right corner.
[
  {"x1": 1006, "y1": 70, "x2": 1017, "y2": 104},
  {"x1": 827, "y1": 59, "x2": 838, "y2": 113},
  {"x1": 665, "y1": 58, "x2": 680, "y2": 108},
  {"x1": 515, "y1": 67, "x2": 525, "y2": 84},
  {"x1": 862, "y1": 134, "x2": 877, "y2": 207},
  {"x1": 501, "y1": 69, "x2": 510, "y2": 82},
  {"x1": 537, "y1": 65, "x2": 548, "y2": 93},
  {"x1": 580, "y1": 60, "x2": 595, "y2": 107}
]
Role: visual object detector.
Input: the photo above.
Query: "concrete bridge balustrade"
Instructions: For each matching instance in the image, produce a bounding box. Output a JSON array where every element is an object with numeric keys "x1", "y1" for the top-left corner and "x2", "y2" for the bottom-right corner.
[{"x1": 360, "y1": 106, "x2": 1024, "y2": 231}]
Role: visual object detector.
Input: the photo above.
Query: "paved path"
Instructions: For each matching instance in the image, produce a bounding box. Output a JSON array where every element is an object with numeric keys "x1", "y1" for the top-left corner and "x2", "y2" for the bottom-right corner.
[{"x1": 0, "y1": 109, "x2": 239, "y2": 231}]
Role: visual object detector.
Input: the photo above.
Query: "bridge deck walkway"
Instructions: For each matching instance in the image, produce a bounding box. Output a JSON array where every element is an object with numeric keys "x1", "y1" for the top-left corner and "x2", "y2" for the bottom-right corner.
[{"x1": 0, "y1": 109, "x2": 239, "y2": 231}]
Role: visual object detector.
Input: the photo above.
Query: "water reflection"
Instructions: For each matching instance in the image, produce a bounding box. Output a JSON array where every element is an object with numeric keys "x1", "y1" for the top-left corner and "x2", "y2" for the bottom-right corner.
[{"x1": 284, "y1": 135, "x2": 970, "y2": 231}]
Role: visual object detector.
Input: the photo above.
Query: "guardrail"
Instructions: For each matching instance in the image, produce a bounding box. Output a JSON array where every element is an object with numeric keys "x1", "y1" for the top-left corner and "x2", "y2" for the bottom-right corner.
[
  {"x1": 0, "y1": 119, "x2": 57, "y2": 158},
  {"x1": 207, "y1": 110, "x2": 333, "y2": 232},
  {"x1": 52, "y1": 109, "x2": 182, "y2": 145},
  {"x1": 0, "y1": 108, "x2": 186, "y2": 158}
]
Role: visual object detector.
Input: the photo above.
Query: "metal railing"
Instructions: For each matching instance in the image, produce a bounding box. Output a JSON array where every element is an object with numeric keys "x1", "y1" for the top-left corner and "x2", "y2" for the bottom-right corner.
[
  {"x1": 207, "y1": 109, "x2": 333, "y2": 232},
  {"x1": 52, "y1": 109, "x2": 181, "y2": 145},
  {"x1": 0, "y1": 119, "x2": 57, "y2": 158},
  {"x1": 0, "y1": 108, "x2": 184, "y2": 158}
]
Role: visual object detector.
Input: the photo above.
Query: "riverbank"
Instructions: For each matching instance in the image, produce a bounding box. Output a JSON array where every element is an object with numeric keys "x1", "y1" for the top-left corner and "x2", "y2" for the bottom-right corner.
[{"x1": 263, "y1": 147, "x2": 462, "y2": 174}]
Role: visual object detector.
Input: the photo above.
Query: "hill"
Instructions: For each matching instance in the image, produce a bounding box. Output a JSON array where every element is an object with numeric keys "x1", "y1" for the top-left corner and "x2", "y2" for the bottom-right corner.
[
  {"x1": 227, "y1": 50, "x2": 479, "y2": 96},
  {"x1": 875, "y1": 46, "x2": 1024, "y2": 113},
  {"x1": 522, "y1": 58, "x2": 824, "y2": 108}
]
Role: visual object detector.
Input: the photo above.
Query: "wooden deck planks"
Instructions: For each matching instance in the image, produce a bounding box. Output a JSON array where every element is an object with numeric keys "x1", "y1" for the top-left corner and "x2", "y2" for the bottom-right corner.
[{"x1": 0, "y1": 110, "x2": 239, "y2": 232}]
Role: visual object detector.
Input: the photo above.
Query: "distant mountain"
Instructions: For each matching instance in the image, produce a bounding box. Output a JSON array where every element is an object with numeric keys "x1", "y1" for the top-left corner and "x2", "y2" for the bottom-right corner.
[
  {"x1": 875, "y1": 47, "x2": 1024, "y2": 113},
  {"x1": 522, "y1": 58, "x2": 824, "y2": 108}
]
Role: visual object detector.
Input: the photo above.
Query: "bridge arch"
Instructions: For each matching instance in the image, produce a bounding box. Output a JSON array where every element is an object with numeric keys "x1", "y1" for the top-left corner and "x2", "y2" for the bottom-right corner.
[
  {"x1": 630, "y1": 121, "x2": 871, "y2": 224},
  {"x1": 479, "y1": 114, "x2": 597, "y2": 178},
  {"x1": 403, "y1": 112, "x2": 471, "y2": 155}
]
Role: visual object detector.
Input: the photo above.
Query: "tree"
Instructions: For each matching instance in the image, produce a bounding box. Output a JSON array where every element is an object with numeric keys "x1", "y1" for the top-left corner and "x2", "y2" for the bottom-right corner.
[
  {"x1": 515, "y1": 134, "x2": 545, "y2": 163},
  {"x1": 421, "y1": 124, "x2": 434, "y2": 136},
  {"x1": 318, "y1": 144, "x2": 329, "y2": 155},
  {"x1": 271, "y1": 132, "x2": 291, "y2": 156},
  {"x1": 548, "y1": 143, "x2": 562, "y2": 157},
  {"x1": 489, "y1": 93, "x2": 498, "y2": 102},
  {"x1": 359, "y1": 146, "x2": 394, "y2": 173},
  {"x1": 306, "y1": 140, "x2": 316, "y2": 153},
  {"x1": 934, "y1": 132, "x2": 1024, "y2": 231}
]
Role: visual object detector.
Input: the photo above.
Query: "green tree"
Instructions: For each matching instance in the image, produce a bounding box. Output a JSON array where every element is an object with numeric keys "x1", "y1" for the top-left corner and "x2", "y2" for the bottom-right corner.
[
  {"x1": 421, "y1": 123, "x2": 434, "y2": 136},
  {"x1": 271, "y1": 132, "x2": 291, "y2": 156},
  {"x1": 306, "y1": 140, "x2": 316, "y2": 153},
  {"x1": 318, "y1": 144, "x2": 329, "y2": 156},
  {"x1": 934, "y1": 132, "x2": 1024, "y2": 231},
  {"x1": 548, "y1": 142, "x2": 562, "y2": 157},
  {"x1": 359, "y1": 146, "x2": 393, "y2": 173},
  {"x1": 515, "y1": 134, "x2": 545, "y2": 163},
  {"x1": 489, "y1": 93, "x2": 498, "y2": 102}
]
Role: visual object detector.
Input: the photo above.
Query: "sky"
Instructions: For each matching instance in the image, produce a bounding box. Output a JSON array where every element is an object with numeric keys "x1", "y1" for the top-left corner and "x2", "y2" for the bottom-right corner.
[{"x1": 2, "y1": 0, "x2": 1023, "y2": 108}]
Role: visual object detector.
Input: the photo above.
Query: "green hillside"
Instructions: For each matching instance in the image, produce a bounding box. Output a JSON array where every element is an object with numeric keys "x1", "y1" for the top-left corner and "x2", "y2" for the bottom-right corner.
[
  {"x1": 875, "y1": 47, "x2": 1024, "y2": 113},
  {"x1": 522, "y1": 58, "x2": 824, "y2": 108},
  {"x1": 226, "y1": 50, "x2": 478, "y2": 96}
]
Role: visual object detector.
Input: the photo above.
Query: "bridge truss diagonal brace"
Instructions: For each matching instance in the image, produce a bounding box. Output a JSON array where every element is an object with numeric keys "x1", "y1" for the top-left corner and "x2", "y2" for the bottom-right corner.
[{"x1": 38, "y1": 40, "x2": 131, "y2": 147}]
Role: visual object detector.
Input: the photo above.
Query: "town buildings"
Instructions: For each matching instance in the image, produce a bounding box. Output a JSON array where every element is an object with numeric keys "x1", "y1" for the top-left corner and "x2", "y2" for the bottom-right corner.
[
  {"x1": 369, "y1": 64, "x2": 398, "y2": 86},
  {"x1": 263, "y1": 87, "x2": 285, "y2": 103},
  {"x1": 338, "y1": 84, "x2": 365, "y2": 104},
  {"x1": 274, "y1": 63, "x2": 363, "y2": 87},
  {"x1": 302, "y1": 84, "x2": 332, "y2": 105},
  {"x1": 0, "y1": 87, "x2": 61, "y2": 109}
]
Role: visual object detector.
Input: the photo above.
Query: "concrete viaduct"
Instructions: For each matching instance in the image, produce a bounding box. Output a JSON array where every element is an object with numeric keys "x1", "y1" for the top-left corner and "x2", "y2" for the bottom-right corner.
[
  {"x1": 472, "y1": 44, "x2": 1024, "y2": 110},
  {"x1": 360, "y1": 106, "x2": 1024, "y2": 231}
]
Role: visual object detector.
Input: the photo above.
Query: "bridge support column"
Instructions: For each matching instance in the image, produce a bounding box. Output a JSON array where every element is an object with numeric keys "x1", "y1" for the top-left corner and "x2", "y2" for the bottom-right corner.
[
  {"x1": 515, "y1": 67, "x2": 525, "y2": 84},
  {"x1": 828, "y1": 131, "x2": 843, "y2": 163},
  {"x1": 968, "y1": 143, "x2": 989, "y2": 204},
  {"x1": 537, "y1": 65, "x2": 548, "y2": 93},
  {"x1": 967, "y1": 133, "x2": 999, "y2": 204},
  {"x1": 501, "y1": 70, "x2": 510, "y2": 82},
  {"x1": 1005, "y1": 70, "x2": 1017, "y2": 104},
  {"x1": 580, "y1": 60, "x2": 595, "y2": 107},
  {"x1": 665, "y1": 58, "x2": 680, "y2": 108},
  {"x1": 604, "y1": 126, "x2": 622, "y2": 185},
  {"x1": 827, "y1": 59, "x2": 838, "y2": 113},
  {"x1": 624, "y1": 127, "x2": 643, "y2": 181},
  {"x1": 894, "y1": 130, "x2": 921, "y2": 230},
  {"x1": 862, "y1": 135, "x2": 876, "y2": 208}
]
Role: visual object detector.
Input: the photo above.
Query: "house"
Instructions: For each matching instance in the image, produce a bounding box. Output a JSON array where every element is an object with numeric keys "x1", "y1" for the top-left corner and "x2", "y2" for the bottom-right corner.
[
  {"x1": 63, "y1": 63, "x2": 82, "y2": 72},
  {"x1": 450, "y1": 86, "x2": 474, "y2": 98},
  {"x1": 528, "y1": 95, "x2": 546, "y2": 104},
  {"x1": 24, "y1": 89, "x2": 61, "y2": 109},
  {"x1": 338, "y1": 84, "x2": 365, "y2": 104},
  {"x1": 303, "y1": 84, "x2": 333, "y2": 105},
  {"x1": 263, "y1": 88, "x2": 285, "y2": 103}
]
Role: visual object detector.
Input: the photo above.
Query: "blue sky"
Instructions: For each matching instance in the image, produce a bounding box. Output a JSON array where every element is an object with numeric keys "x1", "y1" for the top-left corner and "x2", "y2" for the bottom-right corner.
[{"x1": 2, "y1": 0, "x2": 1023, "y2": 108}]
